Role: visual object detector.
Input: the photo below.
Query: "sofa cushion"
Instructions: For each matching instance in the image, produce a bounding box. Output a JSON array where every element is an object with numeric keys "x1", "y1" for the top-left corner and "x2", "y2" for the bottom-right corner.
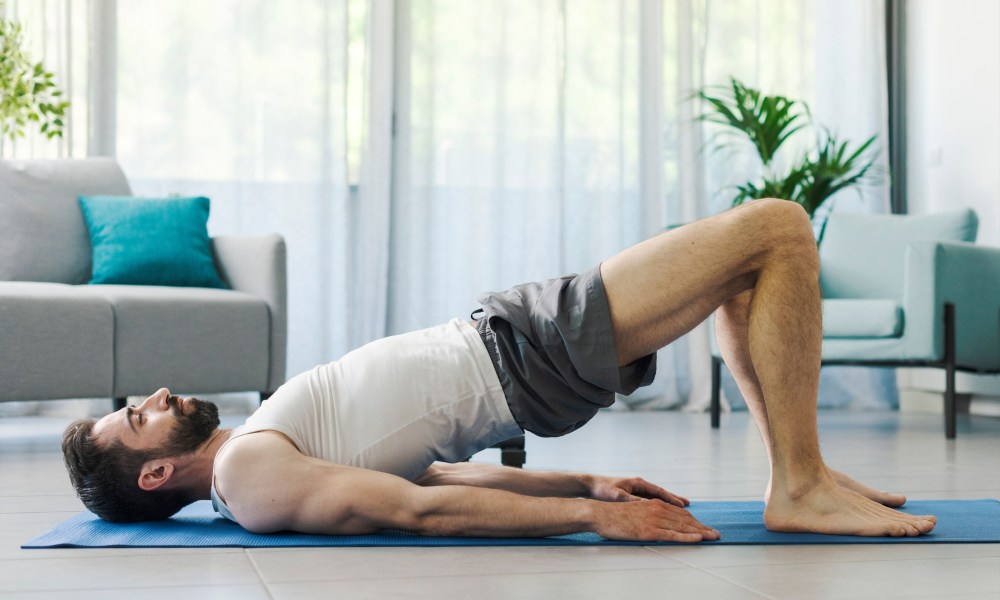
[
  {"x1": 0, "y1": 282, "x2": 114, "y2": 401},
  {"x1": 84, "y1": 285, "x2": 269, "y2": 396},
  {"x1": 819, "y1": 209, "x2": 978, "y2": 301},
  {"x1": 78, "y1": 195, "x2": 228, "y2": 288},
  {"x1": 0, "y1": 159, "x2": 132, "y2": 284},
  {"x1": 823, "y1": 299, "x2": 903, "y2": 339}
]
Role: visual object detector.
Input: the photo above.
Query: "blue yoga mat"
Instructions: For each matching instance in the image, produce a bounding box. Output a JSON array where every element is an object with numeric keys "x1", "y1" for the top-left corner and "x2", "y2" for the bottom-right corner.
[{"x1": 22, "y1": 499, "x2": 1000, "y2": 548}]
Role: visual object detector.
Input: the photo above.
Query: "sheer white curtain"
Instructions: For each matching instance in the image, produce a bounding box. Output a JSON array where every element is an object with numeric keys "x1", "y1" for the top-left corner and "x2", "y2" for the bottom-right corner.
[
  {"x1": 113, "y1": 0, "x2": 387, "y2": 378},
  {"x1": 389, "y1": 0, "x2": 646, "y2": 325}
]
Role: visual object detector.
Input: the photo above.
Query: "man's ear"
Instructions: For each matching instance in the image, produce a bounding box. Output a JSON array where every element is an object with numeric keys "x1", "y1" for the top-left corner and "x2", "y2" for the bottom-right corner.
[{"x1": 137, "y1": 460, "x2": 175, "y2": 492}]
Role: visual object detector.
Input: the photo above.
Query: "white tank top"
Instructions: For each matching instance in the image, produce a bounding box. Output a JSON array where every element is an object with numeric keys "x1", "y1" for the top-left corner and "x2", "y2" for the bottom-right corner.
[{"x1": 218, "y1": 318, "x2": 521, "y2": 482}]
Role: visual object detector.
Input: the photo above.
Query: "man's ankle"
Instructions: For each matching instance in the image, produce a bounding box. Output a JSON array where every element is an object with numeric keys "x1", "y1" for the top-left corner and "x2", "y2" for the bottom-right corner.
[{"x1": 769, "y1": 468, "x2": 831, "y2": 501}]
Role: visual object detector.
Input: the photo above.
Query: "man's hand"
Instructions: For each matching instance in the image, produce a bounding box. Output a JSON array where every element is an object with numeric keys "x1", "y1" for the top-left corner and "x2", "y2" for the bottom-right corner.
[
  {"x1": 592, "y1": 499, "x2": 720, "y2": 543},
  {"x1": 587, "y1": 475, "x2": 689, "y2": 507}
]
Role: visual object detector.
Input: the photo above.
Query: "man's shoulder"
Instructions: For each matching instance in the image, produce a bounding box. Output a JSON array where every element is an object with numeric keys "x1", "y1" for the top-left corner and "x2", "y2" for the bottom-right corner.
[
  {"x1": 213, "y1": 430, "x2": 308, "y2": 524},
  {"x1": 215, "y1": 429, "x2": 303, "y2": 478}
]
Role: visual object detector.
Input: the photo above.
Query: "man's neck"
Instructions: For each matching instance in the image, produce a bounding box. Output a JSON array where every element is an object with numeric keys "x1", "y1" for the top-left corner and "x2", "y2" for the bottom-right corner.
[{"x1": 189, "y1": 428, "x2": 233, "y2": 501}]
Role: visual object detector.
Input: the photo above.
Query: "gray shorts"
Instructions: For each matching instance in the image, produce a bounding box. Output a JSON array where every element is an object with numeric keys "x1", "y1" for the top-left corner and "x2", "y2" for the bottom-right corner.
[{"x1": 474, "y1": 264, "x2": 656, "y2": 437}]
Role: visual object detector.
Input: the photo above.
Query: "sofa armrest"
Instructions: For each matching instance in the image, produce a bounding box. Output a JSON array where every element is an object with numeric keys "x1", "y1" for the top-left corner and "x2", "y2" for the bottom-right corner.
[
  {"x1": 211, "y1": 234, "x2": 287, "y2": 391},
  {"x1": 903, "y1": 241, "x2": 1000, "y2": 370}
]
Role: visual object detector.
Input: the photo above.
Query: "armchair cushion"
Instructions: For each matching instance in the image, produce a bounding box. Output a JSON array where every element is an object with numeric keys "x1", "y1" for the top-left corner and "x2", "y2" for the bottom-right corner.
[
  {"x1": 78, "y1": 195, "x2": 227, "y2": 288},
  {"x1": 819, "y1": 209, "x2": 978, "y2": 302},
  {"x1": 822, "y1": 299, "x2": 903, "y2": 339}
]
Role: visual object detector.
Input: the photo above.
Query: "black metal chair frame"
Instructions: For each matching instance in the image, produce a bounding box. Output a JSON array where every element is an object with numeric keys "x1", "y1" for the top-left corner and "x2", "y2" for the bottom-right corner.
[
  {"x1": 710, "y1": 303, "x2": 1000, "y2": 439},
  {"x1": 489, "y1": 435, "x2": 527, "y2": 468}
]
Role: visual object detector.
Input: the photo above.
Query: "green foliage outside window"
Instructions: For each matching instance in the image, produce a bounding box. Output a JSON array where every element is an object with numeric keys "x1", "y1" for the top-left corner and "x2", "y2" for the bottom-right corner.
[{"x1": 0, "y1": 2, "x2": 69, "y2": 143}]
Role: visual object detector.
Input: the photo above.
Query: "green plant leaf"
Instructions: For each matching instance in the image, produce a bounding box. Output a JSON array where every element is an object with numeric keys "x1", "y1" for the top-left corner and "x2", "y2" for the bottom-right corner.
[
  {"x1": 698, "y1": 78, "x2": 810, "y2": 168},
  {"x1": 0, "y1": 8, "x2": 70, "y2": 144},
  {"x1": 696, "y1": 77, "x2": 880, "y2": 218}
]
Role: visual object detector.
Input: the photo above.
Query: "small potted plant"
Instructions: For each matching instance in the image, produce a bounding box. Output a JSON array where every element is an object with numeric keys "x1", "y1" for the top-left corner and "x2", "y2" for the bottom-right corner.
[{"x1": 696, "y1": 77, "x2": 879, "y2": 241}]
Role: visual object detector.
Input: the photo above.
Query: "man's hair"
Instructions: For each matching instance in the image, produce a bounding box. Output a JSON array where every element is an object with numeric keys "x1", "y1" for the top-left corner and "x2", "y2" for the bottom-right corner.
[{"x1": 61, "y1": 419, "x2": 193, "y2": 522}]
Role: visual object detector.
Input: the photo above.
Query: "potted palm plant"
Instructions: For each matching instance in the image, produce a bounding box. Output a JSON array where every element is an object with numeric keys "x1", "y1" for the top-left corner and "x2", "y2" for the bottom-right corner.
[
  {"x1": 0, "y1": 2, "x2": 69, "y2": 149},
  {"x1": 696, "y1": 77, "x2": 879, "y2": 240}
]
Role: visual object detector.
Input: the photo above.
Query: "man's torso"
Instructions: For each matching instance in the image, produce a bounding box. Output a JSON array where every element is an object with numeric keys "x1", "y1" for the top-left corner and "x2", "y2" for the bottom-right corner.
[{"x1": 211, "y1": 318, "x2": 522, "y2": 520}]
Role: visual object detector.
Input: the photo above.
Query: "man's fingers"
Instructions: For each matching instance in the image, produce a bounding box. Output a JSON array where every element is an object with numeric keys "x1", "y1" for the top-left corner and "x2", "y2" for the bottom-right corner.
[
  {"x1": 669, "y1": 518, "x2": 719, "y2": 539},
  {"x1": 665, "y1": 493, "x2": 689, "y2": 507},
  {"x1": 653, "y1": 501, "x2": 720, "y2": 539},
  {"x1": 659, "y1": 530, "x2": 703, "y2": 543},
  {"x1": 632, "y1": 480, "x2": 690, "y2": 507}
]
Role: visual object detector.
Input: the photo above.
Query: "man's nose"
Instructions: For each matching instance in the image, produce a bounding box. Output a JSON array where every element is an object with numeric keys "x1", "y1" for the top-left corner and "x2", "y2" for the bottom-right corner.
[{"x1": 139, "y1": 388, "x2": 170, "y2": 410}]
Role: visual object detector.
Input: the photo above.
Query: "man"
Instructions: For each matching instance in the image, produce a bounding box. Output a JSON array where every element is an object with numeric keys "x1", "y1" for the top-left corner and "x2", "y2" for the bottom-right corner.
[{"x1": 63, "y1": 199, "x2": 936, "y2": 542}]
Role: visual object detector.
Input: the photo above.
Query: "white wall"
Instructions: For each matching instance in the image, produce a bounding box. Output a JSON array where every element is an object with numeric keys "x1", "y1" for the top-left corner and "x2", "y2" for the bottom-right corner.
[
  {"x1": 902, "y1": 0, "x2": 1000, "y2": 412},
  {"x1": 907, "y1": 0, "x2": 1000, "y2": 244}
]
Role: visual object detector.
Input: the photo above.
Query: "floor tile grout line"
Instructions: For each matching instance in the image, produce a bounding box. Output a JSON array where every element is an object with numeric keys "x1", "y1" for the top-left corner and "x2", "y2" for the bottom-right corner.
[
  {"x1": 691, "y1": 565, "x2": 781, "y2": 600},
  {"x1": 640, "y1": 544, "x2": 691, "y2": 567},
  {"x1": 644, "y1": 545, "x2": 702, "y2": 568},
  {"x1": 246, "y1": 549, "x2": 278, "y2": 600}
]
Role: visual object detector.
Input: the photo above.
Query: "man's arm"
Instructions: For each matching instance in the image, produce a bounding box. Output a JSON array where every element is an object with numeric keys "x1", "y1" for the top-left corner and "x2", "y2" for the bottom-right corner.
[
  {"x1": 214, "y1": 433, "x2": 717, "y2": 542},
  {"x1": 414, "y1": 462, "x2": 690, "y2": 506}
]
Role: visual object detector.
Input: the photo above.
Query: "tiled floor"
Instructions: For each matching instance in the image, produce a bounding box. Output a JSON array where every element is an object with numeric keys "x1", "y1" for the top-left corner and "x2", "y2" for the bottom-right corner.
[{"x1": 2, "y1": 404, "x2": 999, "y2": 599}]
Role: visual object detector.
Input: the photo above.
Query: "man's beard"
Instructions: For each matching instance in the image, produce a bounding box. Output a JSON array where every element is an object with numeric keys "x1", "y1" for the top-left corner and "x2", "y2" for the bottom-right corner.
[{"x1": 159, "y1": 396, "x2": 220, "y2": 457}]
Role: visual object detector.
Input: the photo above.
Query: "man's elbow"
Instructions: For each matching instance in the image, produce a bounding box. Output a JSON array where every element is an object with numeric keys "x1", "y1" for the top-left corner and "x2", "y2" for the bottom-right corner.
[
  {"x1": 237, "y1": 512, "x2": 286, "y2": 534},
  {"x1": 229, "y1": 498, "x2": 300, "y2": 534},
  {"x1": 405, "y1": 490, "x2": 467, "y2": 537}
]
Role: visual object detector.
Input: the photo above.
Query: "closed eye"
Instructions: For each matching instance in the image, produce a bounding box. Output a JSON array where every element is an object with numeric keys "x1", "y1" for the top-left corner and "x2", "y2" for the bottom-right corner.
[{"x1": 125, "y1": 407, "x2": 137, "y2": 433}]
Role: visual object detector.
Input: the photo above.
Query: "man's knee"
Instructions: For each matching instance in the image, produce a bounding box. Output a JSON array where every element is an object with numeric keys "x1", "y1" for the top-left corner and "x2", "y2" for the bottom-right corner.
[
  {"x1": 745, "y1": 199, "x2": 817, "y2": 265},
  {"x1": 746, "y1": 198, "x2": 810, "y2": 230}
]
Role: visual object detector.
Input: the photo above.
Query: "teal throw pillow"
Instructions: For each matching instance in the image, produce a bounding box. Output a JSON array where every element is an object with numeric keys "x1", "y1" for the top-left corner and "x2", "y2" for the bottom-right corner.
[{"x1": 78, "y1": 195, "x2": 228, "y2": 288}]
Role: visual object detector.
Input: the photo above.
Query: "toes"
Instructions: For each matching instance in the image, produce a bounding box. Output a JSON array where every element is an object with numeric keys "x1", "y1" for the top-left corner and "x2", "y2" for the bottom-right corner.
[{"x1": 884, "y1": 493, "x2": 907, "y2": 507}]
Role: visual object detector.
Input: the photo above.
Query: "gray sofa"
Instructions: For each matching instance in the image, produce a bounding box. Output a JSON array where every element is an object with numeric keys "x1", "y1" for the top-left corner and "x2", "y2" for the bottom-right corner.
[{"x1": 0, "y1": 158, "x2": 286, "y2": 409}]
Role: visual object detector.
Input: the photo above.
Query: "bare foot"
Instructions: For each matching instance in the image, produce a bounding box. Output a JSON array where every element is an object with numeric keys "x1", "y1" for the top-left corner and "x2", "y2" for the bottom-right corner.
[
  {"x1": 827, "y1": 467, "x2": 906, "y2": 508},
  {"x1": 764, "y1": 478, "x2": 936, "y2": 537},
  {"x1": 765, "y1": 468, "x2": 907, "y2": 508}
]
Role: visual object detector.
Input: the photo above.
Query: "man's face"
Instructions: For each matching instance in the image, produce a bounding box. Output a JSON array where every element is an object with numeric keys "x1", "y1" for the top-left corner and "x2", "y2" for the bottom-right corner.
[{"x1": 92, "y1": 388, "x2": 220, "y2": 455}]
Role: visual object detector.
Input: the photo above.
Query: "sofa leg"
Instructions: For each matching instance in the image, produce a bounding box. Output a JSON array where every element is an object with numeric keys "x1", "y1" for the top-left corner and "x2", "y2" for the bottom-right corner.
[
  {"x1": 711, "y1": 356, "x2": 722, "y2": 429},
  {"x1": 112, "y1": 397, "x2": 127, "y2": 411},
  {"x1": 259, "y1": 391, "x2": 273, "y2": 405},
  {"x1": 944, "y1": 303, "x2": 957, "y2": 440}
]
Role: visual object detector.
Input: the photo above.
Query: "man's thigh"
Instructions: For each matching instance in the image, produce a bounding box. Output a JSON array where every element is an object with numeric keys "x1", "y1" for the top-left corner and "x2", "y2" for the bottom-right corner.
[{"x1": 600, "y1": 200, "x2": 790, "y2": 365}]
